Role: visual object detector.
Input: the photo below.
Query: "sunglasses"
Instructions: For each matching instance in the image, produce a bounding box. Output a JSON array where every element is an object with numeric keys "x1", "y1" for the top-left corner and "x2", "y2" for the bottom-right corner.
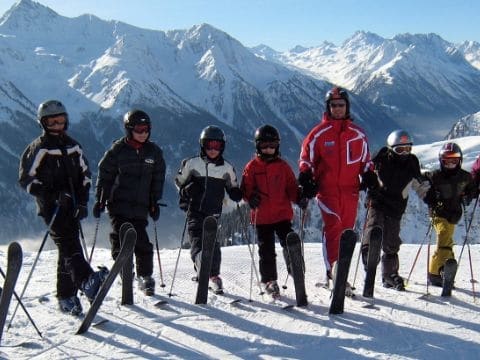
[
  {"x1": 392, "y1": 145, "x2": 412, "y2": 155},
  {"x1": 258, "y1": 142, "x2": 278, "y2": 150},
  {"x1": 205, "y1": 140, "x2": 223, "y2": 151},
  {"x1": 133, "y1": 125, "x2": 150, "y2": 134},
  {"x1": 45, "y1": 117, "x2": 66, "y2": 127},
  {"x1": 330, "y1": 102, "x2": 346, "y2": 108},
  {"x1": 442, "y1": 158, "x2": 460, "y2": 165}
]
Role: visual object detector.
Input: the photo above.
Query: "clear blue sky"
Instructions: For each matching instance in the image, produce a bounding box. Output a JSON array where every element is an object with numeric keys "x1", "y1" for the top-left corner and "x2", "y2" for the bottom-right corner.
[{"x1": 0, "y1": 0, "x2": 478, "y2": 51}]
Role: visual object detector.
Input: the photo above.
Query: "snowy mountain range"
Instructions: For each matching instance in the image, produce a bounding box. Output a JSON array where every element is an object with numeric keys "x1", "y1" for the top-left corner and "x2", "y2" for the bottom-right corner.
[{"x1": 0, "y1": 0, "x2": 479, "y2": 241}]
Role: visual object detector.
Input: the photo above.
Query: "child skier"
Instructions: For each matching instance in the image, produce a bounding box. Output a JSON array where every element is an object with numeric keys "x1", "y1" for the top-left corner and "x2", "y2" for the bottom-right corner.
[
  {"x1": 241, "y1": 125, "x2": 301, "y2": 299},
  {"x1": 19, "y1": 100, "x2": 108, "y2": 316},
  {"x1": 94, "y1": 109, "x2": 166, "y2": 296},
  {"x1": 175, "y1": 125, "x2": 242, "y2": 294},
  {"x1": 423, "y1": 142, "x2": 476, "y2": 286}
]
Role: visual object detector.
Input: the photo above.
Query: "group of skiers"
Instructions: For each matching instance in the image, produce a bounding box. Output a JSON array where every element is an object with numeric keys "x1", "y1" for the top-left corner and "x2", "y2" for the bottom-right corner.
[{"x1": 17, "y1": 85, "x2": 479, "y2": 316}]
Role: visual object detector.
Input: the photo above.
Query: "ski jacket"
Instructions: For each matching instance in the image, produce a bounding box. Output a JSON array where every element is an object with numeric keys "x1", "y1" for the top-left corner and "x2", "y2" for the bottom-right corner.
[
  {"x1": 19, "y1": 132, "x2": 91, "y2": 218},
  {"x1": 175, "y1": 154, "x2": 239, "y2": 216},
  {"x1": 241, "y1": 156, "x2": 298, "y2": 225},
  {"x1": 368, "y1": 147, "x2": 423, "y2": 219},
  {"x1": 424, "y1": 167, "x2": 476, "y2": 224},
  {"x1": 299, "y1": 112, "x2": 372, "y2": 195},
  {"x1": 96, "y1": 137, "x2": 165, "y2": 220}
]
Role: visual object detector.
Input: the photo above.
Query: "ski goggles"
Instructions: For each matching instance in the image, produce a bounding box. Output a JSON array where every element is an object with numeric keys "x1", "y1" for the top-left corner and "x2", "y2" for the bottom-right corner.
[
  {"x1": 329, "y1": 102, "x2": 347, "y2": 108},
  {"x1": 442, "y1": 158, "x2": 460, "y2": 167},
  {"x1": 392, "y1": 144, "x2": 412, "y2": 155},
  {"x1": 204, "y1": 140, "x2": 223, "y2": 151},
  {"x1": 258, "y1": 141, "x2": 279, "y2": 150},
  {"x1": 45, "y1": 117, "x2": 67, "y2": 127},
  {"x1": 133, "y1": 125, "x2": 150, "y2": 134}
]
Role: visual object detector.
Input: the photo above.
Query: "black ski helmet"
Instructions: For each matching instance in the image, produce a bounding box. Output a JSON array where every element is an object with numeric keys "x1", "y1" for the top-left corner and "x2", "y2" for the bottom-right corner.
[
  {"x1": 325, "y1": 87, "x2": 350, "y2": 118},
  {"x1": 37, "y1": 100, "x2": 69, "y2": 131},
  {"x1": 386, "y1": 129, "x2": 413, "y2": 156},
  {"x1": 438, "y1": 142, "x2": 462, "y2": 170},
  {"x1": 199, "y1": 125, "x2": 226, "y2": 155},
  {"x1": 123, "y1": 109, "x2": 151, "y2": 139},
  {"x1": 254, "y1": 124, "x2": 280, "y2": 159}
]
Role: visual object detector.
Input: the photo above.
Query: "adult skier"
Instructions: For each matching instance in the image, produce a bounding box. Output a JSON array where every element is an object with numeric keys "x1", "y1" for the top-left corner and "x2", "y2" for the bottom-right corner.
[
  {"x1": 19, "y1": 100, "x2": 108, "y2": 315},
  {"x1": 94, "y1": 109, "x2": 166, "y2": 296},
  {"x1": 241, "y1": 125, "x2": 301, "y2": 298},
  {"x1": 298, "y1": 87, "x2": 374, "y2": 295},
  {"x1": 423, "y1": 142, "x2": 476, "y2": 286},
  {"x1": 175, "y1": 125, "x2": 242, "y2": 293},
  {"x1": 361, "y1": 130, "x2": 429, "y2": 290}
]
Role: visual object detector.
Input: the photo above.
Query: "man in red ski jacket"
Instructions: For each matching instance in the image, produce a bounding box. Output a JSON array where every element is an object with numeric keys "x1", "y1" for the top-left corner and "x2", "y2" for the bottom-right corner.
[{"x1": 298, "y1": 87, "x2": 375, "y2": 289}]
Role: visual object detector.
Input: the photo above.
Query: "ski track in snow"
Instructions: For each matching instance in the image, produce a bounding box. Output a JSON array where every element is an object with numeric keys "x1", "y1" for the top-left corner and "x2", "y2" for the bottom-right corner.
[{"x1": 0, "y1": 243, "x2": 479, "y2": 359}]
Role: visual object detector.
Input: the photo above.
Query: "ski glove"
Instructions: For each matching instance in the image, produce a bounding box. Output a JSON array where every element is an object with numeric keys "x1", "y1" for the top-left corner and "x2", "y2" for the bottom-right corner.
[
  {"x1": 361, "y1": 170, "x2": 379, "y2": 191},
  {"x1": 180, "y1": 182, "x2": 198, "y2": 199},
  {"x1": 298, "y1": 171, "x2": 317, "y2": 199},
  {"x1": 297, "y1": 197, "x2": 309, "y2": 210},
  {"x1": 228, "y1": 187, "x2": 243, "y2": 202},
  {"x1": 248, "y1": 192, "x2": 261, "y2": 209},
  {"x1": 74, "y1": 204, "x2": 88, "y2": 220},
  {"x1": 93, "y1": 201, "x2": 105, "y2": 218},
  {"x1": 150, "y1": 203, "x2": 160, "y2": 221}
]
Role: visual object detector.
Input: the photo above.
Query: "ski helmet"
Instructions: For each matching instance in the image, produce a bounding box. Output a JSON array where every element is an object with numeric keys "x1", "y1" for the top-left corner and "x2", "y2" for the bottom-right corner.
[
  {"x1": 386, "y1": 129, "x2": 413, "y2": 156},
  {"x1": 37, "y1": 100, "x2": 69, "y2": 131},
  {"x1": 325, "y1": 87, "x2": 350, "y2": 118},
  {"x1": 438, "y1": 142, "x2": 462, "y2": 170},
  {"x1": 123, "y1": 109, "x2": 151, "y2": 139},
  {"x1": 254, "y1": 124, "x2": 280, "y2": 159},
  {"x1": 199, "y1": 125, "x2": 226, "y2": 155}
]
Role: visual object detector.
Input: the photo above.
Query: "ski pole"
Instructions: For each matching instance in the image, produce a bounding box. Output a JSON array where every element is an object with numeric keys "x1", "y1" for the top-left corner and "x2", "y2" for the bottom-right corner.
[
  {"x1": 168, "y1": 216, "x2": 188, "y2": 297},
  {"x1": 7, "y1": 205, "x2": 59, "y2": 331},
  {"x1": 425, "y1": 224, "x2": 432, "y2": 297},
  {"x1": 460, "y1": 202, "x2": 477, "y2": 300},
  {"x1": 0, "y1": 267, "x2": 42, "y2": 338},
  {"x1": 406, "y1": 219, "x2": 433, "y2": 286},
  {"x1": 154, "y1": 220, "x2": 166, "y2": 288},
  {"x1": 78, "y1": 220, "x2": 89, "y2": 261},
  {"x1": 351, "y1": 205, "x2": 370, "y2": 290},
  {"x1": 236, "y1": 204, "x2": 263, "y2": 299},
  {"x1": 467, "y1": 242, "x2": 476, "y2": 302},
  {"x1": 88, "y1": 216, "x2": 101, "y2": 264},
  {"x1": 458, "y1": 200, "x2": 477, "y2": 267}
]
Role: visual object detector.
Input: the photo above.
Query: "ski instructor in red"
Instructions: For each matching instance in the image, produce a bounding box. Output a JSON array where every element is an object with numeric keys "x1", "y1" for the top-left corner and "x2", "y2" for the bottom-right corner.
[{"x1": 298, "y1": 87, "x2": 374, "y2": 293}]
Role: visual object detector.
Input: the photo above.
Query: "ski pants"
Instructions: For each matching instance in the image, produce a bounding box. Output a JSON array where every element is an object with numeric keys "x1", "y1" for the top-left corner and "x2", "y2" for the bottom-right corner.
[
  {"x1": 44, "y1": 205, "x2": 93, "y2": 299},
  {"x1": 255, "y1": 220, "x2": 293, "y2": 284},
  {"x1": 317, "y1": 190, "x2": 359, "y2": 270},
  {"x1": 187, "y1": 211, "x2": 221, "y2": 277},
  {"x1": 361, "y1": 207, "x2": 402, "y2": 277},
  {"x1": 429, "y1": 216, "x2": 455, "y2": 276},
  {"x1": 109, "y1": 215, "x2": 153, "y2": 277}
]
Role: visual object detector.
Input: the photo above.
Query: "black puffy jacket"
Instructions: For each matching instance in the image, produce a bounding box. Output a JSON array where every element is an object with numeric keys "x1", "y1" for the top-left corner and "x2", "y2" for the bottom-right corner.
[
  {"x1": 368, "y1": 147, "x2": 422, "y2": 219},
  {"x1": 19, "y1": 132, "x2": 91, "y2": 218},
  {"x1": 96, "y1": 138, "x2": 165, "y2": 220}
]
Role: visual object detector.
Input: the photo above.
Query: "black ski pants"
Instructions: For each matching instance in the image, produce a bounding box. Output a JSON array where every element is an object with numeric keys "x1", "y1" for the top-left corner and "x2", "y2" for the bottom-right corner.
[
  {"x1": 187, "y1": 211, "x2": 221, "y2": 277},
  {"x1": 255, "y1": 220, "x2": 293, "y2": 284},
  {"x1": 109, "y1": 215, "x2": 153, "y2": 277},
  {"x1": 44, "y1": 205, "x2": 93, "y2": 299},
  {"x1": 362, "y1": 207, "x2": 402, "y2": 277}
]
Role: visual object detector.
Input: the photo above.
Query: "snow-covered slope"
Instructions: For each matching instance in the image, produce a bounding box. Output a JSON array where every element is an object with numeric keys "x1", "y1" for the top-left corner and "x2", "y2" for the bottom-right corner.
[
  {"x1": 445, "y1": 112, "x2": 480, "y2": 139},
  {"x1": 1, "y1": 242, "x2": 479, "y2": 359}
]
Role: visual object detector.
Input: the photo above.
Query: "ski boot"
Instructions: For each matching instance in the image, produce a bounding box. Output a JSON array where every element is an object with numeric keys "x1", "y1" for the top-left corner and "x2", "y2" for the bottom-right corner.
[
  {"x1": 382, "y1": 273, "x2": 405, "y2": 291},
  {"x1": 81, "y1": 266, "x2": 109, "y2": 302},
  {"x1": 264, "y1": 280, "x2": 280, "y2": 299},
  {"x1": 138, "y1": 275, "x2": 155, "y2": 296},
  {"x1": 58, "y1": 295, "x2": 83, "y2": 316},
  {"x1": 345, "y1": 281, "x2": 355, "y2": 297},
  {"x1": 209, "y1": 275, "x2": 224, "y2": 295}
]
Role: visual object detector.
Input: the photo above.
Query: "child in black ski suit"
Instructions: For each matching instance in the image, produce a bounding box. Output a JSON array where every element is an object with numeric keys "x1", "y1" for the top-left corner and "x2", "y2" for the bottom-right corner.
[
  {"x1": 423, "y1": 142, "x2": 476, "y2": 286},
  {"x1": 19, "y1": 100, "x2": 108, "y2": 316},
  {"x1": 94, "y1": 109, "x2": 166, "y2": 296},
  {"x1": 360, "y1": 130, "x2": 429, "y2": 291},
  {"x1": 175, "y1": 125, "x2": 242, "y2": 294}
]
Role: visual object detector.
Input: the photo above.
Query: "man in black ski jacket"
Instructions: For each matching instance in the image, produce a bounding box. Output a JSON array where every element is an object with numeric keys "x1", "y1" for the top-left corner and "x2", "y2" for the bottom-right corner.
[
  {"x1": 175, "y1": 125, "x2": 242, "y2": 293},
  {"x1": 94, "y1": 109, "x2": 166, "y2": 296},
  {"x1": 19, "y1": 100, "x2": 108, "y2": 316},
  {"x1": 361, "y1": 130, "x2": 429, "y2": 290}
]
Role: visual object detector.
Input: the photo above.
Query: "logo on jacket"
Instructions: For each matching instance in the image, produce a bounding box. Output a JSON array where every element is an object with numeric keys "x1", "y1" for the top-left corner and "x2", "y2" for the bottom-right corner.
[
  {"x1": 325, "y1": 141, "x2": 335, "y2": 147},
  {"x1": 145, "y1": 158, "x2": 155, "y2": 164}
]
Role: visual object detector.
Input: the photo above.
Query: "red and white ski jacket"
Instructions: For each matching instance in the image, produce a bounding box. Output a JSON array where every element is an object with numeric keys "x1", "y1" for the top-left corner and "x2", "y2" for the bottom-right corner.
[
  {"x1": 241, "y1": 156, "x2": 298, "y2": 225},
  {"x1": 299, "y1": 113, "x2": 372, "y2": 194}
]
